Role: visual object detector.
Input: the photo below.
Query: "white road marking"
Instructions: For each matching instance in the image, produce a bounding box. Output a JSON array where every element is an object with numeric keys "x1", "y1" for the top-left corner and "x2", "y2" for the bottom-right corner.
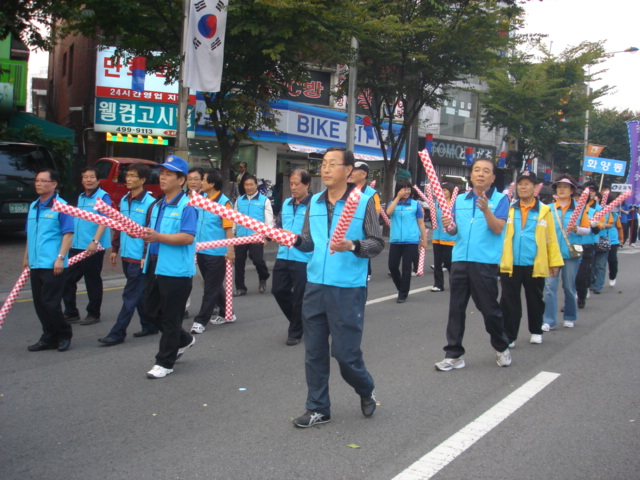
[
  {"x1": 366, "y1": 286, "x2": 434, "y2": 306},
  {"x1": 392, "y1": 371, "x2": 561, "y2": 480}
]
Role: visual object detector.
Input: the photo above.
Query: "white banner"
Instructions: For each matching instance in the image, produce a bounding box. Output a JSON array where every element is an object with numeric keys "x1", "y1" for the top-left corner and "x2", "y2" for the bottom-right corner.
[{"x1": 184, "y1": 0, "x2": 228, "y2": 93}]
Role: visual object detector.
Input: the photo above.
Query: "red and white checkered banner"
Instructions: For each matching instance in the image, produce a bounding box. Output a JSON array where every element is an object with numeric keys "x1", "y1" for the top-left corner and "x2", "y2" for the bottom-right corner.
[
  {"x1": 506, "y1": 182, "x2": 515, "y2": 202},
  {"x1": 52, "y1": 200, "x2": 135, "y2": 236},
  {"x1": 418, "y1": 149, "x2": 455, "y2": 232},
  {"x1": 450, "y1": 186, "x2": 459, "y2": 206},
  {"x1": 379, "y1": 209, "x2": 391, "y2": 227},
  {"x1": 591, "y1": 190, "x2": 631, "y2": 224},
  {"x1": 187, "y1": 192, "x2": 297, "y2": 247},
  {"x1": 196, "y1": 234, "x2": 263, "y2": 252},
  {"x1": 94, "y1": 197, "x2": 145, "y2": 238},
  {"x1": 369, "y1": 180, "x2": 376, "y2": 189},
  {"x1": 225, "y1": 258, "x2": 234, "y2": 322},
  {"x1": 0, "y1": 245, "x2": 104, "y2": 328},
  {"x1": 534, "y1": 183, "x2": 543, "y2": 198},
  {"x1": 330, "y1": 186, "x2": 362, "y2": 253},
  {"x1": 413, "y1": 185, "x2": 438, "y2": 230},
  {"x1": 600, "y1": 190, "x2": 609, "y2": 208},
  {"x1": 417, "y1": 245, "x2": 425, "y2": 276},
  {"x1": 567, "y1": 187, "x2": 590, "y2": 229}
]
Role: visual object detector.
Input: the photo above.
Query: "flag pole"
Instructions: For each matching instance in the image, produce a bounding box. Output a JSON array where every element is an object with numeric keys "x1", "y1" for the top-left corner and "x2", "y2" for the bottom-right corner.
[{"x1": 174, "y1": 0, "x2": 191, "y2": 160}]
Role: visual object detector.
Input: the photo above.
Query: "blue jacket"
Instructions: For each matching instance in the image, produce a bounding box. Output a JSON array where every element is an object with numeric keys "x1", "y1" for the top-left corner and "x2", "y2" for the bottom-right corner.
[
  {"x1": 510, "y1": 199, "x2": 542, "y2": 266},
  {"x1": 119, "y1": 191, "x2": 156, "y2": 261},
  {"x1": 27, "y1": 194, "x2": 74, "y2": 269},
  {"x1": 236, "y1": 193, "x2": 267, "y2": 237},
  {"x1": 196, "y1": 192, "x2": 232, "y2": 256},
  {"x1": 432, "y1": 202, "x2": 457, "y2": 243},
  {"x1": 72, "y1": 187, "x2": 112, "y2": 249},
  {"x1": 389, "y1": 199, "x2": 421, "y2": 244},
  {"x1": 144, "y1": 191, "x2": 196, "y2": 277},
  {"x1": 306, "y1": 190, "x2": 371, "y2": 288},
  {"x1": 277, "y1": 196, "x2": 312, "y2": 263},
  {"x1": 452, "y1": 187, "x2": 508, "y2": 264}
]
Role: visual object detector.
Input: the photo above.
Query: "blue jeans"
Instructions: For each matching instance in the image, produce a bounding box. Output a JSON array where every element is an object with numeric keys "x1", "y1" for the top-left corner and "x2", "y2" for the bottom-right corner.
[
  {"x1": 107, "y1": 261, "x2": 156, "y2": 340},
  {"x1": 591, "y1": 250, "x2": 609, "y2": 292},
  {"x1": 543, "y1": 257, "x2": 580, "y2": 326},
  {"x1": 302, "y1": 282, "x2": 374, "y2": 416}
]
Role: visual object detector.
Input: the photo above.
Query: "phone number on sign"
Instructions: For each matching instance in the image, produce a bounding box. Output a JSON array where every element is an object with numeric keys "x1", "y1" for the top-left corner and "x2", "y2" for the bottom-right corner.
[{"x1": 114, "y1": 127, "x2": 155, "y2": 134}]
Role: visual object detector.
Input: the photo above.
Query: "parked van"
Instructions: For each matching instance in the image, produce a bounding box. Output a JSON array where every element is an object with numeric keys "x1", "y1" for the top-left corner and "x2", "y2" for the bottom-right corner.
[
  {"x1": 94, "y1": 157, "x2": 162, "y2": 208},
  {"x1": 0, "y1": 141, "x2": 56, "y2": 231}
]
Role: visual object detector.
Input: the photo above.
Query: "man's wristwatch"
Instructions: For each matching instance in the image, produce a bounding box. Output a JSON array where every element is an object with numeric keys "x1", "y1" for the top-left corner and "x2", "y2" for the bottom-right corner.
[
  {"x1": 350, "y1": 241, "x2": 357, "y2": 251},
  {"x1": 92, "y1": 239, "x2": 99, "y2": 244},
  {"x1": 57, "y1": 254, "x2": 64, "y2": 260}
]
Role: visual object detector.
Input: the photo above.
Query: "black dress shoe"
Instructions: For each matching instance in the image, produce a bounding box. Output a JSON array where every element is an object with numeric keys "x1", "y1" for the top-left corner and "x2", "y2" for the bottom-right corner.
[
  {"x1": 28, "y1": 341, "x2": 57, "y2": 352},
  {"x1": 361, "y1": 392, "x2": 377, "y2": 417},
  {"x1": 233, "y1": 289, "x2": 247, "y2": 297},
  {"x1": 64, "y1": 314, "x2": 81, "y2": 324},
  {"x1": 286, "y1": 337, "x2": 301, "y2": 346},
  {"x1": 98, "y1": 336, "x2": 124, "y2": 346},
  {"x1": 396, "y1": 294, "x2": 407, "y2": 303},
  {"x1": 57, "y1": 338, "x2": 71, "y2": 352},
  {"x1": 133, "y1": 330, "x2": 158, "y2": 338}
]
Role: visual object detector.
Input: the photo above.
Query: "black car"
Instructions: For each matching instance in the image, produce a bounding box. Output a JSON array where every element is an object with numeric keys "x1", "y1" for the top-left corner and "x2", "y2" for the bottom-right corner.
[{"x1": 0, "y1": 142, "x2": 56, "y2": 231}]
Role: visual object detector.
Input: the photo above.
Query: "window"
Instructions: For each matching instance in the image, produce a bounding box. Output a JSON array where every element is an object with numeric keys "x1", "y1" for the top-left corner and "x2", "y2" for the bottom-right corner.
[
  {"x1": 439, "y1": 89, "x2": 479, "y2": 139},
  {"x1": 67, "y1": 44, "x2": 74, "y2": 86}
]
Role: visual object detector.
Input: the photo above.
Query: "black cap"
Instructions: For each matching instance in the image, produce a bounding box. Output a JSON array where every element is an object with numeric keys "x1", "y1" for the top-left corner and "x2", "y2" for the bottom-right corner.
[
  {"x1": 516, "y1": 170, "x2": 537, "y2": 184},
  {"x1": 353, "y1": 161, "x2": 370, "y2": 174}
]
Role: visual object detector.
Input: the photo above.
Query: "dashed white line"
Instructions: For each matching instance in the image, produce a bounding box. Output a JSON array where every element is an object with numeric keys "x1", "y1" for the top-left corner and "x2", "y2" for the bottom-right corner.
[
  {"x1": 392, "y1": 371, "x2": 561, "y2": 480},
  {"x1": 366, "y1": 286, "x2": 434, "y2": 306}
]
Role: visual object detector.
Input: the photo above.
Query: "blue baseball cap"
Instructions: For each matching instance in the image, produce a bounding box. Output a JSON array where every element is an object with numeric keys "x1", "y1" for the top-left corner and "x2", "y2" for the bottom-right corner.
[{"x1": 160, "y1": 155, "x2": 189, "y2": 175}]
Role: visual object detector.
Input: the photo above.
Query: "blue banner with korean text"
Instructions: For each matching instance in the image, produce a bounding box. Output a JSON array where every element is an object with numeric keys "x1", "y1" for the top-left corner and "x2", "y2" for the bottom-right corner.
[{"x1": 582, "y1": 156, "x2": 627, "y2": 177}]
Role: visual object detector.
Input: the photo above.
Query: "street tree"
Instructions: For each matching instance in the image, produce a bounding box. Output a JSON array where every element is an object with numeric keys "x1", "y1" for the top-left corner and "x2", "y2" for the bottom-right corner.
[
  {"x1": 481, "y1": 40, "x2": 610, "y2": 178},
  {"x1": 335, "y1": 0, "x2": 523, "y2": 203}
]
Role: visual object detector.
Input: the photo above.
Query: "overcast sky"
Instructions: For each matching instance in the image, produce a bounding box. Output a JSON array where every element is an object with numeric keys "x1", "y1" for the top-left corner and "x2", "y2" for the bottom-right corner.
[{"x1": 521, "y1": 0, "x2": 640, "y2": 113}]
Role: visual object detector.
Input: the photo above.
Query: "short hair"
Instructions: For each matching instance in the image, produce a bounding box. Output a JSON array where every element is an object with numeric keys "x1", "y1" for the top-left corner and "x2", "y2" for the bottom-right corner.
[
  {"x1": 127, "y1": 163, "x2": 151, "y2": 182},
  {"x1": 290, "y1": 168, "x2": 311, "y2": 186},
  {"x1": 324, "y1": 146, "x2": 355, "y2": 167},
  {"x1": 81, "y1": 166, "x2": 98, "y2": 176},
  {"x1": 37, "y1": 168, "x2": 59, "y2": 183},
  {"x1": 394, "y1": 179, "x2": 412, "y2": 197},
  {"x1": 242, "y1": 174, "x2": 258, "y2": 187},
  {"x1": 188, "y1": 167, "x2": 204, "y2": 179},
  {"x1": 582, "y1": 181, "x2": 598, "y2": 194},
  {"x1": 204, "y1": 169, "x2": 223, "y2": 191},
  {"x1": 470, "y1": 158, "x2": 497, "y2": 175}
]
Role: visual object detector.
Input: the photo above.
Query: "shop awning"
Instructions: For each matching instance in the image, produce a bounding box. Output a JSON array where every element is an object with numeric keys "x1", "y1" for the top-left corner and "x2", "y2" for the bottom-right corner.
[
  {"x1": 8, "y1": 112, "x2": 76, "y2": 143},
  {"x1": 286, "y1": 143, "x2": 386, "y2": 162}
]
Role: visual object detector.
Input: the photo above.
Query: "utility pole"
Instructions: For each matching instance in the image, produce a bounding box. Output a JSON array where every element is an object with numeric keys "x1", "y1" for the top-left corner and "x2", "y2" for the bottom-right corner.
[
  {"x1": 346, "y1": 37, "x2": 358, "y2": 152},
  {"x1": 174, "y1": 0, "x2": 191, "y2": 160}
]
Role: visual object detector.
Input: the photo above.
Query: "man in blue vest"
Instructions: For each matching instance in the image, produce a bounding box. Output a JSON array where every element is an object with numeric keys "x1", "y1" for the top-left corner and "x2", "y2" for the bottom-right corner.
[
  {"x1": 63, "y1": 166, "x2": 111, "y2": 326},
  {"x1": 291, "y1": 147, "x2": 384, "y2": 428},
  {"x1": 271, "y1": 168, "x2": 312, "y2": 346},
  {"x1": 23, "y1": 169, "x2": 74, "y2": 352},
  {"x1": 191, "y1": 169, "x2": 236, "y2": 333},
  {"x1": 98, "y1": 163, "x2": 158, "y2": 345},
  {"x1": 142, "y1": 155, "x2": 197, "y2": 379},
  {"x1": 233, "y1": 174, "x2": 272, "y2": 296},
  {"x1": 435, "y1": 158, "x2": 512, "y2": 371}
]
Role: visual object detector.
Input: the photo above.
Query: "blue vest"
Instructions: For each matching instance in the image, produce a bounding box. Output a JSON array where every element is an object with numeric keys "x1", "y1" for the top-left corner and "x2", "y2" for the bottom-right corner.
[
  {"x1": 196, "y1": 192, "x2": 231, "y2": 256},
  {"x1": 575, "y1": 200, "x2": 600, "y2": 245},
  {"x1": 27, "y1": 194, "x2": 71, "y2": 269},
  {"x1": 306, "y1": 190, "x2": 370, "y2": 288},
  {"x1": 236, "y1": 193, "x2": 267, "y2": 237},
  {"x1": 551, "y1": 201, "x2": 583, "y2": 260},
  {"x1": 452, "y1": 188, "x2": 507, "y2": 264},
  {"x1": 389, "y1": 199, "x2": 421, "y2": 244},
  {"x1": 599, "y1": 210, "x2": 620, "y2": 246},
  {"x1": 277, "y1": 197, "x2": 312, "y2": 263},
  {"x1": 119, "y1": 191, "x2": 156, "y2": 260},
  {"x1": 510, "y1": 200, "x2": 541, "y2": 266},
  {"x1": 144, "y1": 193, "x2": 196, "y2": 277},
  {"x1": 72, "y1": 187, "x2": 112, "y2": 249},
  {"x1": 432, "y1": 202, "x2": 457, "y2": 242}
]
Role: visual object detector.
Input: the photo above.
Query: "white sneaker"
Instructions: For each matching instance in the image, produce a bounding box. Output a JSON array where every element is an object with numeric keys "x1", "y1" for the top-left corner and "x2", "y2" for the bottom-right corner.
[
  {"x1": 210, "y1": 315, "x2": 225, "y2": 325},
  {"x1": 190, "y1": 322, "x2": 205, "y2": 334},
  {"x1": 541, "y1": 323, "x2": 556, "y2": 332},
  {"x1": 530, "y1": 334, "x2": 542, "y2": 344},
  {"x1": 563, "y1": 321, "x2": 575, "y2": 328},
  {"x1": 508, "y1": 341, "x2": 515, "y2": 348},
  {"x1": 146, "y1": 365, "x2": 173, "y2": 379},
  {"x1": 586, "y1": 290, "x2": 590, "y2": 299},
  {"x1": 435, "y1": 357, "x2": 465, "y2": 371},
  {"x1": 496, "y1": 348, "x2": 512, "y2": 367},
  {"x1": 609, "y1": 278, "x2": 617, "y2": 287},
  {"x1": 430, "y1": 286, "x2": 443, "y2": 292},
  {"x1": 176, "y1": 336, "x2": 195, "y2": 359},
  {"x1": 367, "y1": 275, "x2": 371, "y2": 282}
]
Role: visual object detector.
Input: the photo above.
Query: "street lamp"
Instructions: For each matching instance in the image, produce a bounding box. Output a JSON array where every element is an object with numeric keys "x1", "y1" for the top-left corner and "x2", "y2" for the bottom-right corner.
[{"x1": 583, "y1": 47, "x2": 638, "y2": 172}]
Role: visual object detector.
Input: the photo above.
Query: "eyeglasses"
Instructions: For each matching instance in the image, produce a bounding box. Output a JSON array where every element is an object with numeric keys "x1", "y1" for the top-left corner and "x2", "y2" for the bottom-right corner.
[{"x1": 320, "y1": 163, "x2": 345, "y2": 170}]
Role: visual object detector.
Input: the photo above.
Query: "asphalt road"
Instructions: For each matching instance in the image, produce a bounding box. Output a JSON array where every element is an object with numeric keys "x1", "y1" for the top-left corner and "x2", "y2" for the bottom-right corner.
[{"x1": 0, "y1": 245, "x2": 639, "y2": 480}]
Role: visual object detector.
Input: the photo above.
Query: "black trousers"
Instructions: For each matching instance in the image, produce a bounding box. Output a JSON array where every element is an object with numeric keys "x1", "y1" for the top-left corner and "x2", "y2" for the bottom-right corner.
[
  {"x1": 444, "y1": 261, "x2": 509, "y2": 358},
  {"x1": 629, "y1": 217, "x2": 638, "y2": 245},
  {"x1": 144, "y1": 257, "x2": 193, "y2": 369},
  {"x1": 499, "y1": 266, "x2": 545, "y2": 342},
  {"x1": 234, "y1": 243, "x2": 270, "y2": 291},
  {"x1": 271, "y1": 259, "x2": 307, "y2": 339},
  {"x1": 388, "y1": 243, "x2": 418, "y2": 295},
  {"x1": 194, "y1": 254, "x2": 227, "y2": 326},
  {"x1": 31, "y1": 268, "x2": 72, "y2": 344},
  {"x1": 63, "y1": 248, "x2": 105, "y2": 318},
  {"x1": 608, "y1": 244, "x2": 619, "y2": 280},
  {"x1": 575, "y1": 244, "x2": 594, "y2": 301},
  {"x1": 432, "y1": 243, "x2": 453, "y2": 290}
]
